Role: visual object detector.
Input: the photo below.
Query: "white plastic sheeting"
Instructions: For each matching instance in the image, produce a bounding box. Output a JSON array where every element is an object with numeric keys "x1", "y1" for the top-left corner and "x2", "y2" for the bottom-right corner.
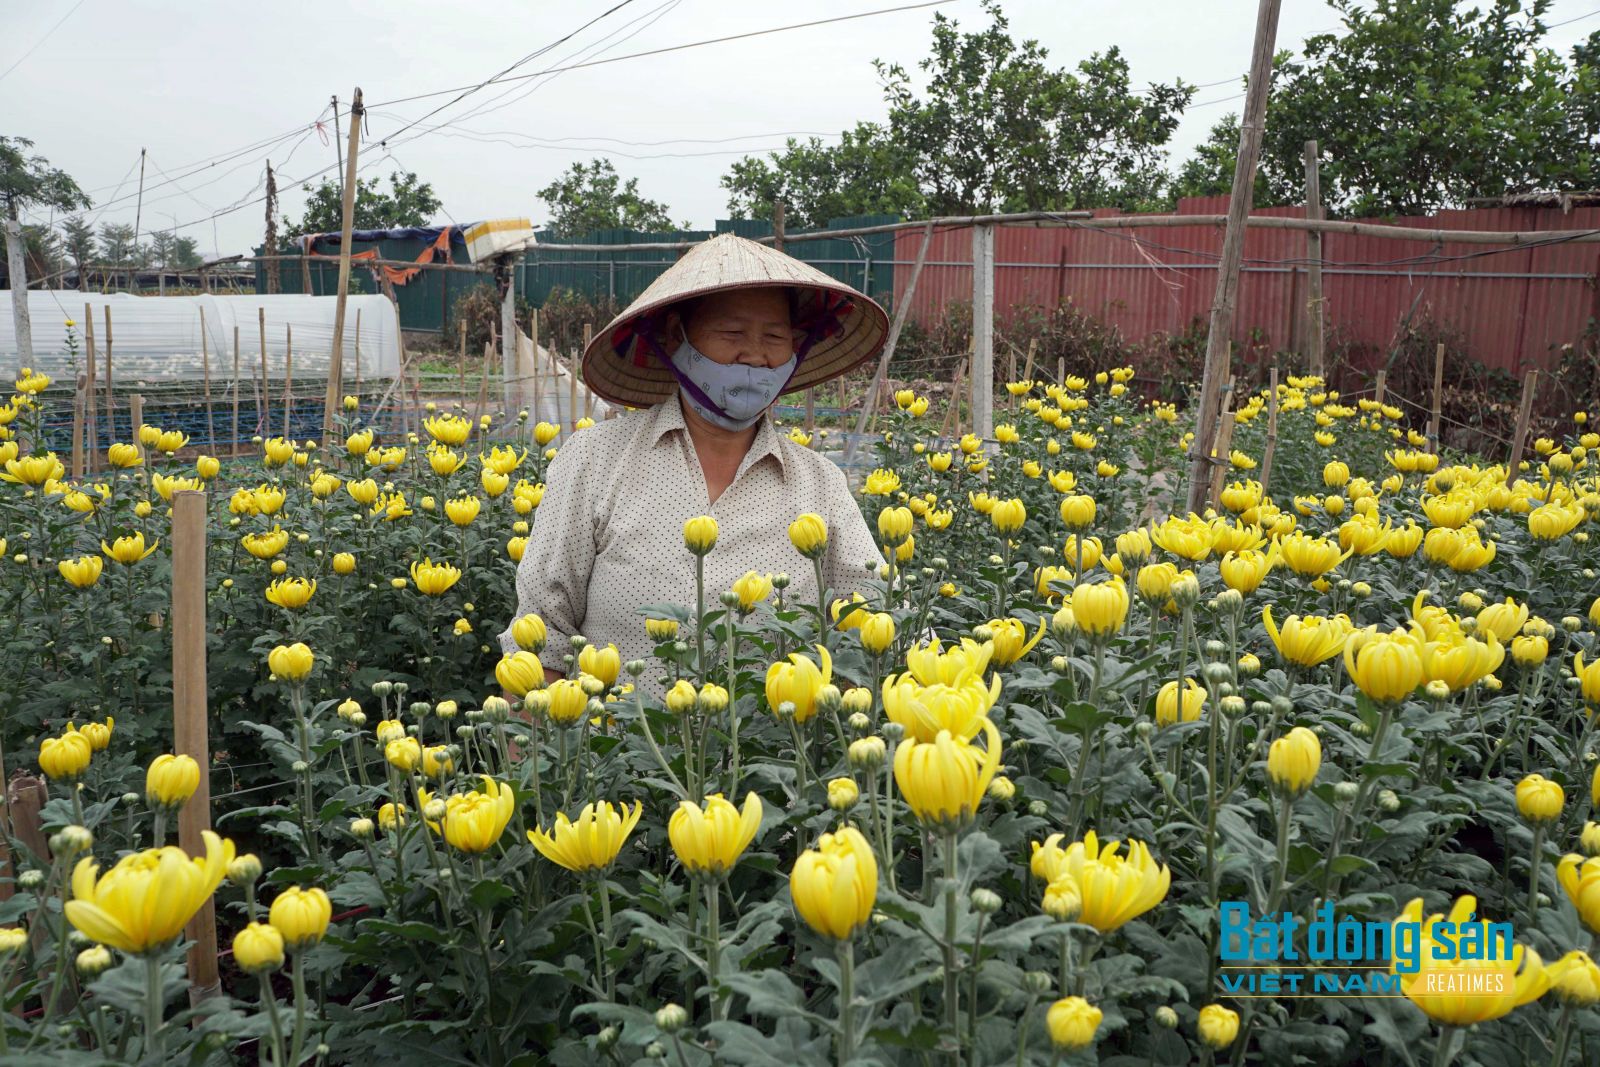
[{"x1": 0, "y1": 292, "x2": 401, "y2": 384}]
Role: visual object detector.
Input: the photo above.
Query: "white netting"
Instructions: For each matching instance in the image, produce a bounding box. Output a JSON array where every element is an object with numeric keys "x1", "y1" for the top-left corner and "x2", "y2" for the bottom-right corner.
[{"x1": 0, "y1": 292, "x2": 401, "y2": 384}]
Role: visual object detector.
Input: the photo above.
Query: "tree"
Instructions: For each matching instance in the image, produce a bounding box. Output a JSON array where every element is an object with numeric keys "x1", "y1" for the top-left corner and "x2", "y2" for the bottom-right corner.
[
  {"x1": 171, "y1": 236, "x2": 201, "y2": 270},
  {"x1": 146, "y1": 230, "x2": 178, "y2": 270},
  {"x1": 1, "y1": 137, "x2": 91, "y2": 369},
  {"x1": 721, "y1": 123, "x2": 924, "y2": 229},
  {"x1": 61, "y1": 217, "x2": 96, "y2": 279},
  {"x1": 21, "y1": 225, "x2": 62, "y2": 281},
  {"x1": 0, "y1": 136, "x2": 90, "y2": 222},
  {"x1": 721, "y1": 2, "x2": 1193, "y2": 221},
  {"x1": 288, "y1": 170, "x2": 442, "y2": 236},
  {"x1": 1254, "y1": 0, "x2": 1598, "y2": 215},
  {"x1": 98, "y1": 223, "x2": 137, "y2": 266},
  {"x1": 536, "y1": 159, "x2": 682, "y2": 237},
  {"x1": 1169, "y1": 113, "x2": 1273, "y2": 205}
]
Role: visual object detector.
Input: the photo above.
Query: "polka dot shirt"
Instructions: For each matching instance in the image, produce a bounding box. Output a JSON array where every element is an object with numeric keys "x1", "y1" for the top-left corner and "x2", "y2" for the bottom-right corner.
[{"x1": 498, "y1": 393, "x2": 881, "y2": 695}]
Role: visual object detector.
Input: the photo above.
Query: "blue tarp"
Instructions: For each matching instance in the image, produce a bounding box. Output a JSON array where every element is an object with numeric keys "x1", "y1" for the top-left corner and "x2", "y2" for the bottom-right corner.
[{"x1": 303, "y1": 224, "x2": 475, "y2": 255}]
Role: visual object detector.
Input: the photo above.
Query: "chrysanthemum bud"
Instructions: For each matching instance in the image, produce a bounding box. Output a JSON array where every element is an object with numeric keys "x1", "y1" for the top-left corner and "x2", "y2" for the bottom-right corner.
[
  {"x1": 1378, "y1": 789, "x2": 1400, "y2": 812},
  {"x1": 1155, "y1": 1006, "x2": 1179, "y2": 1029},
  {"x1": 655, "y1": 1004, "x2": 688, "y2": 1034},
  {"x1": 76, "y1": 945, "x2": 114, "y2": 977},
  {"x1": 971, "y1": 888, "x2": 1002, "y2": 915},
  {"x1": 350, "y1": 818, "x2": 375, "y2": 840},
  {"x1": 1334, "y1": 782, "x2": 1360, "y2": 803},
  {"x1": 227, "y1": 853, "x2": 263, "y2": 885}
]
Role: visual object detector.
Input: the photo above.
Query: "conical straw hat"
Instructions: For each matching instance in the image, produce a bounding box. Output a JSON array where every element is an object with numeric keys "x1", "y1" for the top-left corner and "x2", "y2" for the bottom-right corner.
[{"x1": 581, "y1": 232, "x2": 889, "y2": 408}]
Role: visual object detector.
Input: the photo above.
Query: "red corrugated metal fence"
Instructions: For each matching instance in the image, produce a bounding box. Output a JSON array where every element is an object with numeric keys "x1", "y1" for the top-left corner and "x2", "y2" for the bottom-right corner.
[{"x1": 891, "y1": 196, "x2": 1599, "y2": 375}]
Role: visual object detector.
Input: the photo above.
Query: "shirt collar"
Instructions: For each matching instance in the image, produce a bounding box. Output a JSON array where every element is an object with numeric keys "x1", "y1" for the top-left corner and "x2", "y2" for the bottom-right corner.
[{"x1": 650, "y1": 392, "x2": 787, "y2": 478}]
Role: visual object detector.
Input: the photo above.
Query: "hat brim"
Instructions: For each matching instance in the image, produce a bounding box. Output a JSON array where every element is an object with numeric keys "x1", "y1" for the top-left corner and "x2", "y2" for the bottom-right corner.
[{"x1": 580, "y1": 234, "x2": 888, "y2": 409}]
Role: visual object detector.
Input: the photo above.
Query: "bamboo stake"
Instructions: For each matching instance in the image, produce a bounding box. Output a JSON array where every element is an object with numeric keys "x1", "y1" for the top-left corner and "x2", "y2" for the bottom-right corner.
[
  {"x1": 568, "y1": 341, "x2": 579, "y2": 431},
  {"x1": 1185, "y1": 0, "x2": 1284, "y2": 514},
  {"x1": 1374, "y1": 369, "x2": 1387, "y2": 406},
  {"x1": 83, "y1": 303, "x2": 98, "y2": 471},
  {"x1": 847, "y1": 220, "x2": 936, "y2": 465},
  {"x1": 458, "y1": 320, "x2": 468, "y2": 406},
  {"x1": 1021, "y1": 338, "x2": 1037, "y2": 384},
  {"x1": 1056, "y1": 356, "x2": 1065, "y2": 384},
  {"x1": 1304, "y1": 140, "x2": 1326, "y2": 376},
  {"x1": 1208, "y1": 381, "x2": 1239, "y2": 507},
  {"x1": 172, "y1": 490, "x2": 220, "y2": 1005},
  {"x1": 941, "y1": 358, "x2": 968, "y2": 441},
  {"x1": 324, "y1": 87, "x2": 363, "y2": 442},
  {"x1": 1427, "y1": 342, "x2": 1445, "y2": 449},
  {"x1": 128, "y1": 393, "x2": 145, "y2": 463},
  {"x1": 232, "y1": 326, "x2": 241, "y2": 456},
  {"x1": 284, "y1": 325, "x2": 294, "y2": 441},
  {"x1": 582, "y1": 323, "x2": 594, "y2": 421},
  {"x1": 1261, "y1": 367, "x2": 1281, "y2": 494},
  {"x1": 353, "y1": 309, "x2": 362, "y2": 397},
  {"x1": 474, "y1": 341, "x2": 492, "y2": 425},
  {"x1": 199, "y1": 306, "x2": 216, "y2": 450},
  {"x1": 70, "y1": 375, "x2": 84, "y2": 479},
  {"x1": 1508, "y1": 369, "x2": 1540, "y2": 472},
  {"x1": 103, "y1": 305, "x2": 114, "y2": 442},
  {"x1": 530, "y1": 309, "x2": 542, "y2": 424},
  {"x1": 258, "y1": 308, "x2": 268, "y2": 440}
]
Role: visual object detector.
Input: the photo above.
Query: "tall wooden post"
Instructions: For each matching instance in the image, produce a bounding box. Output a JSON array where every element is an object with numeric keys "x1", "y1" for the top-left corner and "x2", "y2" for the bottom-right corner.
[
  {"x1": 199, "y1": 306, "x2": 216, "y2": 450},
  {"x1": 232, "y1": 326, "x2": 242, "y2": 456},
  {"x1": 284, "y1": 325, "x2": 294, "y2": 441},
  {"x1": 1185, "y1": 0, "x2": 1284, "y2": 515},
  {"x1": 1303, "y1": 140, "x2": 1325, "y2": 377},
  {"x1": 1260, "y1": 367, "x2": 1281, "y2": 494},
  {"x1": 324, "y1": 87, "x2": 364, "y2": 442},
  {"x1": 353, "y1": 309, "x2": 362, "y2": 396},
  {"x1": 83, "y1": 304, "x2": 99, "y2": 471},
  {"x1": 1208, "y1": 379, "x2": 1239, "y2": 507},
  {"x1": 70, "y1": 377, "x2": 85, "y2": 479},
  {"x1": 1508, "y1": 369, "x2": 1539, "y2": 472},
  {"x1": 1373, "y1": 369, "x2": 1387, "y2": 406},
  {"x1": 971, "y1": 223, "x2": 996, "y2": 442},
  {"x1": 103, "y1": 305, "x2": 115, "y2": 442},
  {"x1": 846, "y1": 220, "x2": 935, "y2": 466},
  {"x1": 581, "y1": 323, "x2": 593, "y2": 422},
  {"x1": 128, "y1": 393, "x2": 145, "y2": 463},
  {"x1": 500, "y1": 258, "x2": 518, "y2": 414},
  {"x1": 258, "y1": 308, "x2": 269, "y2": 440},
  {"x1": 458, "y1": 321, "x2": 468, "y2": 405},
  {"x1": 530, "y1": 309, "x2": 542, "y2": 424},
  {"x1": 171, "y1": 490, "x2": 220, "y2": 1005},
  {"x1": 1426, "y1": 343, "x2": 1446, "y2": 449}
]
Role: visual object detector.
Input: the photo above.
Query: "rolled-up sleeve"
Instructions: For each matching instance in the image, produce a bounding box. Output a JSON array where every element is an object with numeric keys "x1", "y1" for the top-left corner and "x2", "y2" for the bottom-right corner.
[
  {"x1": 823, "y1": 466, "x2": 880, "y2": 603},
  {"x1": 498, "y1": 435, "x2": 595, "y2": 675}
]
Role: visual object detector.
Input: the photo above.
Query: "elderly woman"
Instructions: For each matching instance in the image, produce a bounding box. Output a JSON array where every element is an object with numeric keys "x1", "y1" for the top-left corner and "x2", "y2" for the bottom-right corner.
[{"x1": 497, "y1": 233, "x2": 887, "y2": 690}]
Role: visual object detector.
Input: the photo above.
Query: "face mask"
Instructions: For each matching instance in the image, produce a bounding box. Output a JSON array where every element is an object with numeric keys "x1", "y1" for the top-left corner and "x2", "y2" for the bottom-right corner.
[{"x1": 668, "y1": 330, "x2": 797, "y2": 431}]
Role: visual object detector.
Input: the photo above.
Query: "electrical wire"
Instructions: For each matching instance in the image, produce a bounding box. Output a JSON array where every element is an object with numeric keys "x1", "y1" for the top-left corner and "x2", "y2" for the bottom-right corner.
[
  {"x1": 0, "y1": 0, "x2": 89, "y2": 84},
  {"x1": 367, "y1": 1, "x2": 956, "y2": 109}
]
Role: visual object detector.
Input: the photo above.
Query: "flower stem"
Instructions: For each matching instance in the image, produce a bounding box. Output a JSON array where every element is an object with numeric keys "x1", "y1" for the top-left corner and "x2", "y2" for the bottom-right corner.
[
  {"x1": 288, "y1": 953, "x2": 309, "y2": 1067},
  {"x1": 1528, "y1": 822, "x2": 1547, "y2": 920},
  {"x1": 942, "y1": 830, "x2": 960, "y2": 1053},
  {"x1": 144, "y1": 955, "x2": 165, "y2": 1061},
  {"x1": 837, "y1": 938, "x2": 856, "y2": 1065},
  {"x1": 1431, "y1": 1025, "x2": 1458, "y2": 1067},
  {"x1": 261, "y1": 973, "x2": 287, "y2": 1066},
  {"x1": 1550, "y1": 1002, "x2": 1575, "y2": 1066},
  {"x1": 706, "y1": 880, "x2": 724, "y2": 1021}
]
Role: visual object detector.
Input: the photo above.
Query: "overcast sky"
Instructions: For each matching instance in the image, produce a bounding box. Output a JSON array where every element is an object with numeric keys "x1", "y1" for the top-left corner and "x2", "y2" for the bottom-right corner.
[{"x1": 7, "y1": 0, "x2": 1600, "y2": 259}]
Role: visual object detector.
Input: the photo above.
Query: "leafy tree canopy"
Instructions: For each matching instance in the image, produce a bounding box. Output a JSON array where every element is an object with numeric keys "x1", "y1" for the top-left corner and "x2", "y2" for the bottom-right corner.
[
  {"x1": 721, "y1": 1, "x2": 1194, "y2": 226},
  {"x1": 1182, "y1": 0, "x2": 1600, "y2": 216},
  {"x1": 536, "y1": 158, "x2": 683, "y2": 237},
  {"x1": 289, "y1": 169, "x2": 442, "y2": 237},
  {"x1": 0, "y1": 136, "x2": 90, "y2": 220}
]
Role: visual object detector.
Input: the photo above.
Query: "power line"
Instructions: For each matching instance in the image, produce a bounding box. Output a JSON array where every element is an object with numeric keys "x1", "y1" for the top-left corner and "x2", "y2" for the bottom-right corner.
[
  {"x1": 0, "y1": 0, "x2": 88, "y2": 84},
  {"x1": 1547, "y1": 7, "x2": 1600, "y2": 30},
  {"x1": 367, "y1": 1, "x2": 957, "y2": 110},
  {"x1": 375, "y1": 1, "x2": 646, "y2": 147}
]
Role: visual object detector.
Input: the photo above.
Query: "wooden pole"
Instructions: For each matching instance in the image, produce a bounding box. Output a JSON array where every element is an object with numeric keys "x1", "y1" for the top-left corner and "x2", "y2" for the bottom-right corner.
[
  {"x1": 128, "y1": 393, "x2": 145, "y2": 462},
  {"x1": 83, "y1": 304, "x2": 98, "y2": 471},
  {"x1": 1508, "y1": 368, "x2": 1539, "y2": 472},
  {"x1": 1304, "y1": 140, "x2": 1325, "y2": 377},
  {"x1": 324, "y1": 88, "x2": 364, "y2": 442},
  {"x1": 1373, "y1": 369, "x2": 1387, "y2": 406},
  {"x1": 971, "y1": 223, "x2": 995, "y2": 442},
  {"x1": 232, "y1": 326, "x2": 241, "y2": 457},
  {"x1": 103, "y1": 305, "x2": 114, "y2": 442},
  {"x1": 582, "y1": 322, "x2": 594, "y2": 421},
  {"x1": 941, "y1": 358, "x2": 968, "y2": 441},
  {"x1": 353, "y1": 309, "x2": 362, "y2": 397},
  {"x1": 1021, "y1": 338, "x2": 1037, "y2": 384},
  {"x1": 171, "y1": 490, "x2": 220, "y2": 1005},
  {"x1": 70, "y1": 375, "x2": 84, "y2": 479},
  {"x1": 1427, "y1": 342, "x2": 1445, "y2": 449},
  {"x1": 1261, "y1": 367, "x2": 1281, "y2": 495},
  {"x1": 1208, "y1": 381, "x2": 1239, "y2": 507},
  {"x1": 530, "y1": 309, "x2": 542, "y2": 423},
  {"x1": 846, "y1": 221, "x2": 935, "y2": 465},
  {"x1": 500, "y1": 259, "x2": 518, "y2": 414},
  {"x1": 1184, "y1": 0, "x2": 1283, "y2": 515},
  {"x1": 199, "y1": 306, "x2": 216, "y2": 450},
  {"x1": 474, "y1": 341, "x2": 492, "y2": 425},
  {"x1": 284, "y1": 324, "x2": 293, "y2": 441},
  {"x1": 1056, "y1": 356, "x2": 1065, "y2": 385},
  {"x1": 258, "y1": 308, "x2": 269, "y2": 440},
  {"x1": 458, "y1": 321, "x2": 468, "y2": 406}
]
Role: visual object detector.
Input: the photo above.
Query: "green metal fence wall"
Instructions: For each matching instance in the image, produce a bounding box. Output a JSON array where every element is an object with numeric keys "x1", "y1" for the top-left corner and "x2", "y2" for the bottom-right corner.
[{"x1": 255, "y1": 215, "x2": 900, "y2": 334}]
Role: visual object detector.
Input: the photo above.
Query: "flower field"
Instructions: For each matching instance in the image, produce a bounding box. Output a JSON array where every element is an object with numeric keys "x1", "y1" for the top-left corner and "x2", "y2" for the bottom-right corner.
[{"x1": 3, "y1": 361, "x2": 1600, "y2": 1066}]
